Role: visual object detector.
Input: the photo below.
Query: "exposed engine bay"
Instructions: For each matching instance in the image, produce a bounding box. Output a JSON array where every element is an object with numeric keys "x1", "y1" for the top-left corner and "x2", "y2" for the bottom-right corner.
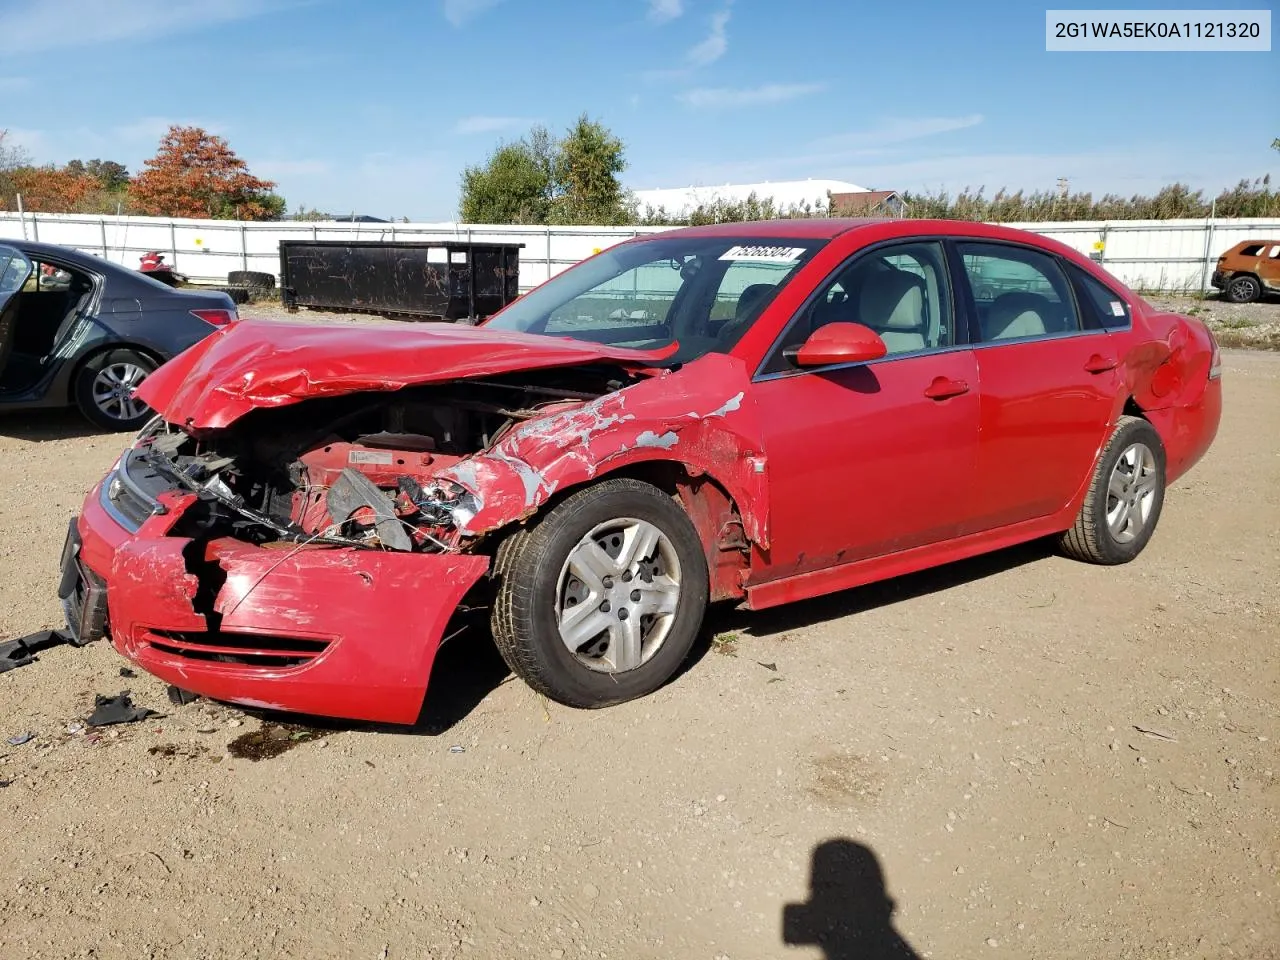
[{"x1": 133, "y1": 368, "x2": 630, "y2": 554}]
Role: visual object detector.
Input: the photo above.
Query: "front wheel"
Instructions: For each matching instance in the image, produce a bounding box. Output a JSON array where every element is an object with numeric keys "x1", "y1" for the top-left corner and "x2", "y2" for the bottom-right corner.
[
  {"x1": 1060, "y1": 416, "x2": 1166, "y2": 565},
  {"x1": 73, "y1": 348, "x2": 159, "y2": 432},
  {"x1": 490, "y1": 478, "x2": 709, "y2": 708}
]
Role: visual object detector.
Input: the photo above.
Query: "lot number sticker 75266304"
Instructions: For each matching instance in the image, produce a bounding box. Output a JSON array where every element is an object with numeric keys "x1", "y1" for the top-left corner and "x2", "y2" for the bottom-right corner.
[{"x1": 718, "y1": 245, "x2": 806, "y2": 263}]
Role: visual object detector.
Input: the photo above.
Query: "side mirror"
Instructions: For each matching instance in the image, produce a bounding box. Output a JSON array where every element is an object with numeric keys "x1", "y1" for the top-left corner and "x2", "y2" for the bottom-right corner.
[{"x1": 786, "y1": 322, "x2": 887, "y2": 368}]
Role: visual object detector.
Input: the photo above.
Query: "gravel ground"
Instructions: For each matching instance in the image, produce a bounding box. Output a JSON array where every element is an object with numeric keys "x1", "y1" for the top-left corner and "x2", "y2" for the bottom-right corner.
[
  {"x1": 0, "y1": 346, "x2": 1276, "y2": 960},
  {"x1": 1144, "y1": 295, "x2": 1280, "y2": 350}
]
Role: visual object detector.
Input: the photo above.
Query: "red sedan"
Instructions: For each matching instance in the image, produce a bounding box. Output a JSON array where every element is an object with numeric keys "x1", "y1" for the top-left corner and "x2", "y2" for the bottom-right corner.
[{"x1": 58, "y1": 219, "x2": 1222, "y2": 723}]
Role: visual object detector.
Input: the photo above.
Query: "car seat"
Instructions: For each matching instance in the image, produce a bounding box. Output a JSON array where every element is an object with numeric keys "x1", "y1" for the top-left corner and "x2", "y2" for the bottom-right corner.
[
  {"x1": 858, "y1": 268, "x2": 927, "y2": 353},
  {"x1": 983, "y1": 291, "x2": 1054, "y2": 340}
]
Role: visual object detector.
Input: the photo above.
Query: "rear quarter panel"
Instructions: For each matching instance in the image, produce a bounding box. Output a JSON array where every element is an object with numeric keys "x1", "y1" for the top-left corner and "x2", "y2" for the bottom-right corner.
[{"x1": 1123, "y1": 308, "x2": 1221, "y2": 483}]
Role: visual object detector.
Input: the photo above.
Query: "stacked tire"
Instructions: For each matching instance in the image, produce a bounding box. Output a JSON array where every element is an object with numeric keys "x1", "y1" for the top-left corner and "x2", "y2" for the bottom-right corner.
[{"x1": 225, "y1": 270, "x2": 276, "y2": 303}]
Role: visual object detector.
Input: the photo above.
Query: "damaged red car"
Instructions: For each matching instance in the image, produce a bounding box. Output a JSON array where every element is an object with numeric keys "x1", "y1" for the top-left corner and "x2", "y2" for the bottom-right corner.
[{"x1": 56, "y1": 220, "x2": 1222, "y2": 723}]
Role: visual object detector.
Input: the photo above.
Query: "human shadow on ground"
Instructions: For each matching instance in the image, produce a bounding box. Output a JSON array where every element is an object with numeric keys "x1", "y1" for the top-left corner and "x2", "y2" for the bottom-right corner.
[{"x1": 783, "y1": 838, "x2": 923, "y2": 959}]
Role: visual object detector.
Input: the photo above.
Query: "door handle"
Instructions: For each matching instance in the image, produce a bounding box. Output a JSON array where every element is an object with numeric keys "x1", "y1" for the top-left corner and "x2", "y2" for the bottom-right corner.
[
  {"x1": 1084, "y1": 354, "x2": 1118, "y2": 373},
  {"x1": 923, "y1": 376, "x2": 970, "y2": 400}
]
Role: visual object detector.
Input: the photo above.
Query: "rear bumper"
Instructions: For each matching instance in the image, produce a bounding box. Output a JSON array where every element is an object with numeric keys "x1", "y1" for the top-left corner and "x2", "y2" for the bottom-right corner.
[
  {"x1": 1210, "y1": 270, "x2": 1227, "y2": 290},
  {"x1": 64, "y1": 482, "x2": 489, "y2": 724}
]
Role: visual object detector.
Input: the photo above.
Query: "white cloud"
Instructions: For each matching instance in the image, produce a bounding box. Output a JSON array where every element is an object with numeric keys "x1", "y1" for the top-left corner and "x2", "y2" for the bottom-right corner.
[
  {"x1": 678, "y1": 82, "x2": 826, "y2": 109},
  {"x1": 442, "y1": 0, "x2": 505, "y2": 27},
  {"x1": 453, "y1": 115, "x2": 534, "y2": 136},
  {"x1": 0, "y1": 0, "x2": 282, "y2": 53},
  {"x1": 686, "y1": 6, "x2": 731, "y2": 66},
  {"x1": 648, "y1": 0, "x2": 683, "y2": 24}
]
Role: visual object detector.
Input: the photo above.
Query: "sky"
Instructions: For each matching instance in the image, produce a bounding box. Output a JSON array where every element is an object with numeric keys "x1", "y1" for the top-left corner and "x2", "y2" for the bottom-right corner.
[{"x1": 1, "y1": 0, "x2": 1276, "y2": 220}]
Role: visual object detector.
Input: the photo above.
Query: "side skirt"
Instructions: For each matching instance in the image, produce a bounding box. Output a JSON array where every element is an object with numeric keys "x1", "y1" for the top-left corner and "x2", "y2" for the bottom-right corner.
[{"x1": 745, "y1": 510, "x2": 1076, "y2": 611}]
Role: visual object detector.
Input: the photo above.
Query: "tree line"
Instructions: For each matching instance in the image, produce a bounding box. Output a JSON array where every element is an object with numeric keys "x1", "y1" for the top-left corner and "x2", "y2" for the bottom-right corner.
[
  {"x1": 5, "y1": 118, "x2": 1276, "y2": 224},
  {"x1": 0, "y1": 125, "x2": 283, "y2": 220},
  {"x1": 463, "y1": 119, "x2": 1280, "y2": 223}
]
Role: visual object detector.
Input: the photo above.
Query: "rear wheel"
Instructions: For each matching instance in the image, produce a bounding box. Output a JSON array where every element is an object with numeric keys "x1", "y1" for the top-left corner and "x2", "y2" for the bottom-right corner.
[
  {"x1": 73, "y1": 348, "x2": 158, "y2": 432},
  {"x1": 491, "y1": 478, "x2": 709, "y2": 708},
  {"x1": 1060, "y1": 416, "x2": 1166, "y2": 565},
  {"x1": 1225, "y1": 274, "x2": 1261, "y2": 303}
]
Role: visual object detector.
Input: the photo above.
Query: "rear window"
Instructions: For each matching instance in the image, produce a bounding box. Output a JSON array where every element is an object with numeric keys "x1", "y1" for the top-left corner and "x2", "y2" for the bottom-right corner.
[
  {"x1": 1067, "y1": 264, "x2": 1131, "y2": 330},
  {"x1": 1239, "y1": 244, "x2": 1264, "y2": 257}
]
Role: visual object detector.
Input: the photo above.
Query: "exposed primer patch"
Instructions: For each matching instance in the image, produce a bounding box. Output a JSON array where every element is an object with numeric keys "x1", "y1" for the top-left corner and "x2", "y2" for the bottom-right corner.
[
  {"x1": 634, "y1": 430, "x2": 679, "y2": 449},
  {"x1": 686, "y1": 391, "x2": 745, "y2": 421}
]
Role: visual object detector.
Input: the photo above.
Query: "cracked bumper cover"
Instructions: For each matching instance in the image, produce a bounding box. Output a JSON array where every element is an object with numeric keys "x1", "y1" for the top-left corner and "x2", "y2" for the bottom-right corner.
[{"x1": 72, "y1": 483, "x2": 490, "y2": 724}]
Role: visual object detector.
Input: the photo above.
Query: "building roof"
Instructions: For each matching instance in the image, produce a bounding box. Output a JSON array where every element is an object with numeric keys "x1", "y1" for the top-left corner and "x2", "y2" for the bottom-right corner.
[
  {"x1": 632, "y1": 179, "x2": 868, "y2": 217},
  {"x1": 830, "y1": 190, "x2": 902, "y2": 213}
]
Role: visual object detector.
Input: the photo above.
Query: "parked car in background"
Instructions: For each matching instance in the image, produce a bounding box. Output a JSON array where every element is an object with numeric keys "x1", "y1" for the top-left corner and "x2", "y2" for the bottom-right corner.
[
  {"x1": 0, "y1": 240, "x2": 238, "y2": 430},
  {"x1": 59, "y1": 219, "x2": 1222, "y2": 724},
  {"x1": 1211, "y1": 239, "x2": 1280, "y2": 303}
]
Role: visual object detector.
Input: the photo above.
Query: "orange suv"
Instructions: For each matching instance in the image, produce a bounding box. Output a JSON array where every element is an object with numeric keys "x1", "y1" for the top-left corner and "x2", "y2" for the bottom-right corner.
[{"x1": 1211, "y1": 240, "x2": 1280, "y2": 303}]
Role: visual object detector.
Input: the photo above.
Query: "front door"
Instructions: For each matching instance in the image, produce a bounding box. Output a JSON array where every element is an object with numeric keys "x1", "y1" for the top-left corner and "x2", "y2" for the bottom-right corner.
[
  {"x1": 750, "y1": 240, "x2": 981, "y2": 581},
  {"x1": 0, "y1": 245, "x2": 34, "y2": 388}
]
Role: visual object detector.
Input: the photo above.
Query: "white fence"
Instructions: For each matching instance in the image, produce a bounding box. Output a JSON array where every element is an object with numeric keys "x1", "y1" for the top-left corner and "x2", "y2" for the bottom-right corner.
[{"x1": 2, "y1": 210, "x2": 1277, "y2": 294}]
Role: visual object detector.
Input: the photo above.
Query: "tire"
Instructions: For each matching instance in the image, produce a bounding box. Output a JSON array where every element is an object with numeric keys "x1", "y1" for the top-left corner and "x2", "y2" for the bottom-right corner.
[
  {"x1": 1060, "y1": 416, "x2": 1166, "y2": 565},
  {"x1": 490, "y1": 478, "x2": 709, "y2": 708},
  {"x1": 73, "y1": 348, "x2": 160, "y2": 432},
  {"x1": 227, "y1": 270, "x2": 275, "y2": 290},
  {"x1": 211, "y1": 285, "x2": 251, "y2": 305},
  {"x1": 1225, "y1": 274, "x2": 1261, "y2": 304}
]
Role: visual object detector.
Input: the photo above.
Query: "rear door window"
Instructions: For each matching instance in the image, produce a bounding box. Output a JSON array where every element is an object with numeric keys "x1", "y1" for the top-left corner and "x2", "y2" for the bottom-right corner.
[
  {"x1": 1067, "y1": 264, "x2": 1131, "y2": 330},
  {"x1": 956, "y1": 243, "x2": 1080, "y2": 341}
]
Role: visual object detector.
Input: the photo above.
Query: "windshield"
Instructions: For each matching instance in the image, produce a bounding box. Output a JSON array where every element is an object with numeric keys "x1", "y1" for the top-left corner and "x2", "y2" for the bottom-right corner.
[{"x1": 483, "y1": 235, "x2": 826, "y2": 364}]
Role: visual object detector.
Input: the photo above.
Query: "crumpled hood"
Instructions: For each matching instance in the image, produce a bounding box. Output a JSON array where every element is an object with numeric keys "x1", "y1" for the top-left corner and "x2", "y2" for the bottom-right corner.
[{"x1": 137, "y1": 319, "x2": 675, "y2": 430}]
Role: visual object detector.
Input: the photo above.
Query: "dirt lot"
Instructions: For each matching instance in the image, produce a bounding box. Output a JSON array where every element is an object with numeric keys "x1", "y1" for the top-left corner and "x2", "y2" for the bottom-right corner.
[{"x1": 0, "y1": 347, "x2": 1277, "y2": 960}]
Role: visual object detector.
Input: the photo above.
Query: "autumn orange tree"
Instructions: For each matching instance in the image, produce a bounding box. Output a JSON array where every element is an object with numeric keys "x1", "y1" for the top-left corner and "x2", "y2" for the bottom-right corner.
[
  {"x1": 9, "y1": 166, "x2": 104, "y2": 212},
  {"x1": 129, "y1": 125, "x2": 284, "y2": 220}
]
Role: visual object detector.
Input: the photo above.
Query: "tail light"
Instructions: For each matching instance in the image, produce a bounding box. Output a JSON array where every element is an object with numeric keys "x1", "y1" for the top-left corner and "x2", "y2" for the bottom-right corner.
[
  {"x1": 191, "y1": 308, "x2": 238, "y2": 328},
  {"x1": 1208, "y1": 332, "x2": 1221, "y2": 381}
]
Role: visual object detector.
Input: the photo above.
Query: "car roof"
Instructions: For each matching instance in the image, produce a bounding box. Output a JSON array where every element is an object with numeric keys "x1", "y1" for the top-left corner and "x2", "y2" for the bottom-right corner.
[
  {"x1": 0, "y1": 237, "x2": 124, "y2": 271},
  {"x1": 651, "y1": 217, "x2": 892, "y2": 240}
]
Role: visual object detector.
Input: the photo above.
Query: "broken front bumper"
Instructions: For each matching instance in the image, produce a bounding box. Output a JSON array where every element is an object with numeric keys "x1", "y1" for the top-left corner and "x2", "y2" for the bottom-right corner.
[{"x1": 63, "y1": 480, "x2": 489, "y2": 724}]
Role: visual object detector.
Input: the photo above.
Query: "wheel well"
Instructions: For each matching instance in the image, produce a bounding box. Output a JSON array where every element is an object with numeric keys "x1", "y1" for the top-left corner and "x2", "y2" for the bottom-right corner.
[
  {"x1": 66, "y1": 343, "x2": 165, "y2": 404},
  {"x1": 1122, "y1": 396, "x2": 1145, "y2": 419},
  {"x1": 597, "y1": 461, "x2": 750, "y2": 602},
  {"x1": 484, "y1": 459, "x2": 751, "y2": 603}
]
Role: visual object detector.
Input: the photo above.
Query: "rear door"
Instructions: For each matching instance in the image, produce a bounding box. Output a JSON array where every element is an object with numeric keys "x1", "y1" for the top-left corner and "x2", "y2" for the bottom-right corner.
[{"x1": 955, "y1": 241, "x2": 1119, "y2": 533}]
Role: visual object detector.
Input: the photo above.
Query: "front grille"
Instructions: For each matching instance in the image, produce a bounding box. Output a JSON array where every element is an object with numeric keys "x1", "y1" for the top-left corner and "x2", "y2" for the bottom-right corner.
[{"x1": 143, "y1": 629, "x2": 330, "y2": 669}]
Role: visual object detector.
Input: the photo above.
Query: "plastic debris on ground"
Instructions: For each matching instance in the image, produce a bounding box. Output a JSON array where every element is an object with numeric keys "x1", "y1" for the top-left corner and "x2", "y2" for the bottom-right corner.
[
  {"x1": 86, "y1": 692, "x2": 161, "y2": 727},
  {"x1": 166, "y1": 685, "x2": 200, "y2": 706},
  {"x1": 0, "y1": 629, "x2": 71, "y2": 674}
]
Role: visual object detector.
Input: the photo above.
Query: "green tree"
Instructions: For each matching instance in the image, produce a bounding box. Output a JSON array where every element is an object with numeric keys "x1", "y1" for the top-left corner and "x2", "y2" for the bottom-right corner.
[
  {"x1": 459, "y1": 128, "x2": 554, "y2": 223},
  {"x1": 66, "y1": 158, "x2": 130, "y2": 190},
  {"x1": 459, "y1": 115, "x2": 631, "y2": 225},
  {"x1": 548, "y1": 114, "x2": 630, "y2": 225}
]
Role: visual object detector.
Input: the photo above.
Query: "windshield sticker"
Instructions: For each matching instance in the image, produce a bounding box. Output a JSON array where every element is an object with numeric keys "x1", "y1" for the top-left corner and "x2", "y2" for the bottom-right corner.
[
  {"x1": 718, "y1": 245, "x2": 806, "y2": 263},
  {"x1": 1110, "y1": 301, "x2": 1126, "y2": 317}
]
